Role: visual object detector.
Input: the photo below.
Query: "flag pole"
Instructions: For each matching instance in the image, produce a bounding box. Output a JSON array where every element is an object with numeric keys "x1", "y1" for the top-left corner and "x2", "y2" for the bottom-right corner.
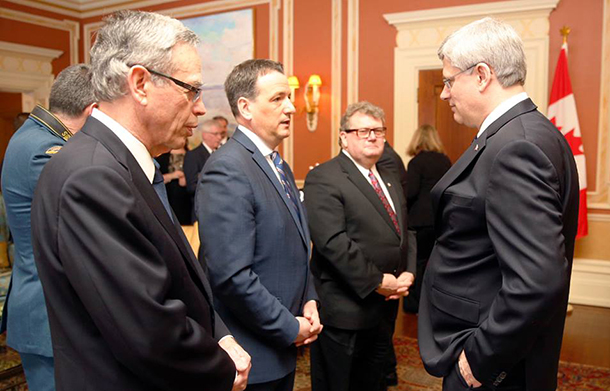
[{"x1": 559, "y1": 25, "x2": 574, "y2": 315}]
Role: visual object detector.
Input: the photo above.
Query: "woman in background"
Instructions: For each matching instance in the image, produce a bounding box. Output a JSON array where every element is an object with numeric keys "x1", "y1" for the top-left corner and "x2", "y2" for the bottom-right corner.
[
  {"x1": 157, "y1": 140, "x2": 192, "y2": 226},
  {"x1": 403, "y1": 124, "x2": 451, "y2": 313}
]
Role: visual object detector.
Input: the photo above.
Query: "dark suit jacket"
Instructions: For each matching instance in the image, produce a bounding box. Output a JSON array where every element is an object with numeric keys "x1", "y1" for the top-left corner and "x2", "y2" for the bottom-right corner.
[
  {"x1": 197, "y1": 128, "x2": 317, "y2": 384},
  {"x1": 304, "y1": 152, "x2": 415, "y2": 330},
  {"x1": 377, "y1": 141, "x2": 408, "y2": 199},
  {"x1": 405, "y1": 151, "x2": 451, "y2": 229},
  {"x1": 418, "y1": 99, "x2": 579, "y2": 391},
  {"x1": 31, "y1": 117, "x2": 235, "y2": 391},
  {"x1": 184, "y1": 143, "x2": 211, "y2": 223}
]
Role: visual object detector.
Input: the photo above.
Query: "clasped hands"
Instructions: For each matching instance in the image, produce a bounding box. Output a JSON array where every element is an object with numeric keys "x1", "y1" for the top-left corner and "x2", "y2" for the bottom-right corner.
[
  {"x1": 376, "y1": 272, "x2": 414, "y2": 300},
  {"x1": 295, "y1": 300, "x2": 323, "y2": 347}
]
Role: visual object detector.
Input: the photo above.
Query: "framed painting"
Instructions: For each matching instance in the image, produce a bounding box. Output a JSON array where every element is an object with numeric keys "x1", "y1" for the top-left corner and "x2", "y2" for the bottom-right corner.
[{"x1": 181, "y1": 8, "x2": 254, "y2": 143}]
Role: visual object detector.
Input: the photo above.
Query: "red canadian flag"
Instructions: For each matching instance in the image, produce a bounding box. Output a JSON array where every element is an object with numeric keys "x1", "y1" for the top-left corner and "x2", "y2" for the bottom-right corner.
[{"x1": 547, "y1": 42, "x2": 588, "y2": 238}]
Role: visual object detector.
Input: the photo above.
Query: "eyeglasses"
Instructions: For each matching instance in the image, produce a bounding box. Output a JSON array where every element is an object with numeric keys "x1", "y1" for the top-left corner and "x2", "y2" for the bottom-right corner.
[
  {"x1": 344, "y1": 127, "x2": 387, "y2": 139},
  {"x1": 442, "y1": 63, "x2": 478, "y2": 90},
  {"x1": 145, "y1": 67, "x2": 203, "y2": 102},
  {"x1": 203, "y1": 131, "x2": 223, "y2": 137}
]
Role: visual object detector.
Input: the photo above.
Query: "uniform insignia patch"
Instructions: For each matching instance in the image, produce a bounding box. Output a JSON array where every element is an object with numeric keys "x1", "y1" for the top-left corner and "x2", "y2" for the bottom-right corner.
[{"x1": 45, "y1": 146, "x2": 62, "y2": 155}]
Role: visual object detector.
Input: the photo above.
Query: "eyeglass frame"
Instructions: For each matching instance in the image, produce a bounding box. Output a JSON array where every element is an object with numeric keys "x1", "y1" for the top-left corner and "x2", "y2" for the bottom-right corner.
[
  {"x1": 343, "y1": 127, "x2": 387, "y2": 139},
  {"x1": 442, "y1": 63, "x2": 479, "y2": 90},
  {"x1": 130, "y1": 65, "x2": 203, "y2": 103}
]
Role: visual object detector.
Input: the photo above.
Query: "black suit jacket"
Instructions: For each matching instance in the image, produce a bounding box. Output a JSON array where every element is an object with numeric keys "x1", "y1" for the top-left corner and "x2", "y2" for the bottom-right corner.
[
  {"x1": 418, "y1": 99, "x2": 579, "y2": 391},
  {"x1": 304, "y1": 152, "x2": 415, "y2": 330},
  {"x1": 184, "y1": 143, "x2": 211, "y2": 223},
  {"x1": 31, "y1": 117, "x2": 235, "y2": 391},
  {"x1": 405, "y1": 151, "x2": 451, "y2": 228},
  {"x1": 377, "y1": 141, "x2": 408, "y2": 199}
]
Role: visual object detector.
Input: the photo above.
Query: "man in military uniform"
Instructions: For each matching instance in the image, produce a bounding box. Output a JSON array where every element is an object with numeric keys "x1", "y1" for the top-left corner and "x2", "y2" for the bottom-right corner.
[{"x1": 1, "y1": 64, "x2": 96, "y2": 391}]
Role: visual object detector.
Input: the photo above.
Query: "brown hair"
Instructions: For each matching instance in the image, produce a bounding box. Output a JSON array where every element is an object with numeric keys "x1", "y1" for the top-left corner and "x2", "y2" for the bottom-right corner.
[{"x1": 406, "y1": 124, "x2": 446, "y2": 157}]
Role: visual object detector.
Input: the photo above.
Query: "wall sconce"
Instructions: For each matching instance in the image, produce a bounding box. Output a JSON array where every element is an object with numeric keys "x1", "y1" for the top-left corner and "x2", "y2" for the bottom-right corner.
[
  {"x1": 304, "y1": 74, "x2": 322, "y2": 131},
  {"x1": 287, "y1": 76, "x2": 300, "y2": 103}
]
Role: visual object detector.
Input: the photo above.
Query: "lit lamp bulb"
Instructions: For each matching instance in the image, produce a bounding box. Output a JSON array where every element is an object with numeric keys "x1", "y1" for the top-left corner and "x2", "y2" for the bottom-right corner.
[
  {"x1": 288, "y1": 76, "x2": 300, "y2": 103},
  {"x1": 304, "y1": 74, "x2": 322, "y2": 131}
]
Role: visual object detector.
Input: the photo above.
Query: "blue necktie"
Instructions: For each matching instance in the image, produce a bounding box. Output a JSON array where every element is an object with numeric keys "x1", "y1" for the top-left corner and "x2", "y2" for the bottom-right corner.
[
  {"x1": 153, "y1": 160, "x2": 174, "y2": 223},
  {"x1": 270, "y1": 151, "x2": 300, "y2": 218}
]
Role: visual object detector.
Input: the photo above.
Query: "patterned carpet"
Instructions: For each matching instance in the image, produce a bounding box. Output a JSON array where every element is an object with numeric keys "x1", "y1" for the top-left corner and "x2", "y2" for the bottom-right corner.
[
  {"x1": 295, "y1": 335, "x2": 610, "y2": 391},
  {"x1": 1, "y1": 334, "x2": 608, "y2": 390}
]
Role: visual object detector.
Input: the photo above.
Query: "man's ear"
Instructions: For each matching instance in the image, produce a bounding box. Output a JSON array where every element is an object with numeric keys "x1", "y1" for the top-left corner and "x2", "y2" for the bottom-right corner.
[
  {"x1": 126, "y1": 66, "x2": 150, "y2": 105},
  {"x1": 84, "y1": 102, "x2": 97, "y2": 116},
  {"x1": 237, "y1": 97, "x2": 252, "y2": 121},
  {"x1": 475, "y1": 63, "x2": 493, "y2": 92}
]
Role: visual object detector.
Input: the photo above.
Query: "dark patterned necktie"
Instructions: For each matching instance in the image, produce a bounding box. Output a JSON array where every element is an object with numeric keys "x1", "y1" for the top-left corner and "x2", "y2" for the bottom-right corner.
[
  {"x1": 270, "y1": 151, "x2": 300, "y2": 218},
  {"x1": 153, "y1": 160, "x2": 174, "y2": 223},
  {"x1": 368, "y1": 170, "x2": 400, "y2": 235}
]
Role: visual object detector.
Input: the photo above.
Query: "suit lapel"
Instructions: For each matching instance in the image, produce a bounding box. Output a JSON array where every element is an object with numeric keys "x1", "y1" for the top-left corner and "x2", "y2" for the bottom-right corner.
[
  {"x1": 232, "y1": 130, "x2": 309, "y2": 247},
  {"x1": 431, "y1": 98, "x2": 539, "y2": 228},
  {"x1": 338, "y1": 153, "x2": 400, "y2": 238},
  {"x1": 82, "y1": 117, "x2": 213, "y2": 303}
]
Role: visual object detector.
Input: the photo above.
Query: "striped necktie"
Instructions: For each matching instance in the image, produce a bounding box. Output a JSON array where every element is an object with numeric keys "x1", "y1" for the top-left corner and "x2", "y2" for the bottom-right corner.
[
  {"x1": 368, "y1": 170, "x2": 400, "y2": 235},
  {"x1": 270, "y1": 151, "x2": 300, "y2": 217}
]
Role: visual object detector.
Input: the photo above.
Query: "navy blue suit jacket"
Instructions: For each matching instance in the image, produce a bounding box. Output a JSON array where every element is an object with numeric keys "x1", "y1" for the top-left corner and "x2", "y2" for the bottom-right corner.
[{"x1": 197, "y1": 128, "x2": 317, "y2": 384}]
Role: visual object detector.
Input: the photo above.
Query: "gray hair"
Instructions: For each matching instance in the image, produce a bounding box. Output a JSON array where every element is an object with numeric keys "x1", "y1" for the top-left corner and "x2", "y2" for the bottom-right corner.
[
  {"x1": 340, "y1": 101, "x2": 386, "y2": 132},
  {"x1": 438, "y1": 17, "x2": 526, "y2": 87},
  {"x1": 49, "y1": 64, "x2": 95, "y2": 118},
  {"x1": 90, "y1": 10, "x2": 199, "y2": 102},
  {"x1": 224, "y1": 59, "x2": 284, "y2": 119},
  {"x1": 199, "y1": 119, "x2": 220, "y2": 133}
]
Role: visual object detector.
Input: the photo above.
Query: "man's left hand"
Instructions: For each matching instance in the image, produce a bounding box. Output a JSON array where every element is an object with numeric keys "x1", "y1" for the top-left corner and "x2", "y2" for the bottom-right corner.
[
  {"x1": 219, "y1": 336, "x2": 251, "y2": 391},
  {"x1": 298, "y1": 300, "x2": 323, "y2": 346},
  {"x1": 386, "y1": 272, "x2": 415, "y2": 300},
  {"x1": 458, "y1": 350, "x2": 482, "y2": 388}
]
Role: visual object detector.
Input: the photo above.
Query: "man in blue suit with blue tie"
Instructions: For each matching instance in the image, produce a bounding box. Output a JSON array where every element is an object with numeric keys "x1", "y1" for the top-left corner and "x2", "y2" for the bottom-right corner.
[
  {"x1": 197, "y1": 59, "x2": 322, "y2": 391},
  {"x1": 1, "y1": 64, "x2": 96, "y2": 391}
]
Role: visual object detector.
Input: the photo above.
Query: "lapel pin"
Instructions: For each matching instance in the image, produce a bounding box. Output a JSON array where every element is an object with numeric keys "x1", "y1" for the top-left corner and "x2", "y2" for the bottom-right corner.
[
  {"x1": 387, "y1": 183, "x2": 392, "y2": 187},
  {"x1": 475, "y1": 144, "x2": 479, "y2": 151}
]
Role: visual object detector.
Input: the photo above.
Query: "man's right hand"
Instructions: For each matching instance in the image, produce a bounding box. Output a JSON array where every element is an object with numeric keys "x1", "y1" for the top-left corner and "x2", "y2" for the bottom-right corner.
[
  {"x1": 294, "y1": 316, "x2": 318, "y2": 347},
  {"x1": 375, "y1": 273, "x2": 399, "y2": 297}
]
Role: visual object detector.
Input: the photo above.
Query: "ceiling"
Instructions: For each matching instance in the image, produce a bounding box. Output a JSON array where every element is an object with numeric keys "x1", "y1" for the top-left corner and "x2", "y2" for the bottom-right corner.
[{"x1": 8, "y1": 0, "x2": 176, "y2": 18}]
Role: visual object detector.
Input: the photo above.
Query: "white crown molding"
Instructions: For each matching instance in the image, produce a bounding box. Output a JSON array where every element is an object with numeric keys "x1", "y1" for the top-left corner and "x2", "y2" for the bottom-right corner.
[
  {"x1": 0, "y1": 8, "x2": 79, "y2": 64},
  {"x1": 383, "y1": 0, "x2": 560, "y2": 26},
  {"x1": 6, "y1": 0, "x2": 175, "y2": 18},
  {"x1": 570, "y1": 258, "x2": 610, "y2": 308},
  {"x1": 83, "y1": 0, "x2": 277, "y2": 63},
  {"x1": 0, "y1": 41, "x2": 63, "y2": 60}
]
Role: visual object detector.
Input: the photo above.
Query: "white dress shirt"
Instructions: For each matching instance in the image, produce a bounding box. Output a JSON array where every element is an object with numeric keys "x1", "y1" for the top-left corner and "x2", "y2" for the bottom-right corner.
[
  {"x1": 341, "y1": 149, "x2": 396, "y2": 212},
  {"x1": 91, "y1": 108, "x2": 155, "y2": 183}
]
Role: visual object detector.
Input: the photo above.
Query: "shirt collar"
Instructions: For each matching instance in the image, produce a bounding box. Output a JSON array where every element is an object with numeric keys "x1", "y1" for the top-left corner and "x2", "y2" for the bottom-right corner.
[
  {"x1": 341, "y1": 149, "x2": 380, "y2": 177},
  {"x1": 238, "y1": 125, "x2": 274, "y2": 157},
  {"x1": 478, "y1": 92, "x2": 528, "y2": 138},
  {"x1": 91, "y1": 108, "x2": 156, "y2": 183},
  {"x1": 201, "y1": 141, "x2": 214, "y2": 155}
]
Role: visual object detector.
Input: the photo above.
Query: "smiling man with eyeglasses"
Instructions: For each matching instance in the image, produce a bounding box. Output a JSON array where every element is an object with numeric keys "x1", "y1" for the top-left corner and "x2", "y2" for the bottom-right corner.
[{"x1": 304, "y1": 101, "x2": 415, "y2": 391}]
